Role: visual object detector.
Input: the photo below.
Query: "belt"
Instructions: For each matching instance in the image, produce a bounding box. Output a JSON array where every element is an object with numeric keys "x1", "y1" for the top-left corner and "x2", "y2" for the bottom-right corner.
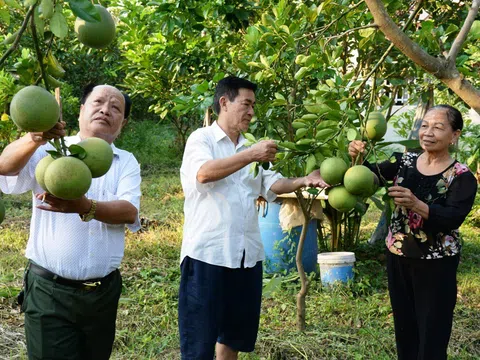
[{"x1": 28, "y1": 262, "x2": 116, "y2": 290}]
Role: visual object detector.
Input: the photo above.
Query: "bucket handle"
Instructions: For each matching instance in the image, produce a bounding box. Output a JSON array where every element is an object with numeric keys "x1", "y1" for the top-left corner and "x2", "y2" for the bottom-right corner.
[{"x1": 256, "y1": 197, "x2": 269, "y2": 218}]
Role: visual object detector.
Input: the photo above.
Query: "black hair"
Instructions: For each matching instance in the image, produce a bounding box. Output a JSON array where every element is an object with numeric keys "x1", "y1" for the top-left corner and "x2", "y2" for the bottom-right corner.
[
  {"x1": 212, "y1": 76, "x2": 257, "y2": 115},
  {"x1": 426, "y1": 104, "x2": 463, "y2": 131},
  {"x1": 80, "y1": 83, "x2": 132, "y2": 119}
]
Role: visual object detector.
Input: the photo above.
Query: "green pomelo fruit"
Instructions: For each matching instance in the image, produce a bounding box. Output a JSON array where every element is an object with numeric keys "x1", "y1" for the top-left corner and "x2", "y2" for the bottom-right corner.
[
  {"x1": 327, "y1": 186, "x2": 357, "y2": 213},
  {"x1": 44, "y1": 157, "x2": 92, "y2": 200},
  {"x1": 10, "y1": 86, "x2": 60, "y2": 132},
  {"x1": 35, "y1": 155, "x2": 55, "y2": 191},
  {"x1": 74, "y1": 5, "x2": 116, "y2": 49},
  {"x1": 77, "y1": 137, "x2": 114, "y2": 178},
  {"x1": 343, "y1": 165, "x2": 375, "y2": 196},
  {"x1": 320, "y1": 157, "x2": 349, "y2": 186},
  {"x1": 0, "y1": 199, "x2": 5, "y2": 224},
  {"x1": 365, "y1": 111, "x2": 387, "y2": 141},
  {"x1": 364, "y1": 173, "x2": 380, "y2": 197}
]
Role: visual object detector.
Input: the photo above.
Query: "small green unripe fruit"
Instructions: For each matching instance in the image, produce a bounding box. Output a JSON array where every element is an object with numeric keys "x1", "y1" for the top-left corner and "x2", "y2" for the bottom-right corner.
[
  {"x1": 320, "y1": 157, "x2": 349, "y2": 186},
  {"x1": 74, "y1": 5, "x2": 116, "y2": 49},
  {"x1": 365, "y1": 111, "x2": 387, "y2": 141},
  {"x1": 327, "y1": 186, "x2": 357, "y2": 213},
  {"x1": 343, "y1": 165, "x2": 375, "y2": 196},
  {"x1": 0, "y1": 199, "x2": 5, "y2": 224},
  {"x1": 44, "y1": 157, "x2": 92, "y2": 200},
  {"x1": 77, "y1": 137, "x2": 114, "y2": 178},
  {"x1": 10, "y1": 86, "x2": 60, "y2": 132},
  {"x1": 35, "y1": 155, "x2": 55, "y2": 191}
]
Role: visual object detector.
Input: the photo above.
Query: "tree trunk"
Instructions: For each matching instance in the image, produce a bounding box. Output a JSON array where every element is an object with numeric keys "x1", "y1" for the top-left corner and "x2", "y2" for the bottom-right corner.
[{"x1": 295, "y1": 213, "x2": 310, "y2": 331}]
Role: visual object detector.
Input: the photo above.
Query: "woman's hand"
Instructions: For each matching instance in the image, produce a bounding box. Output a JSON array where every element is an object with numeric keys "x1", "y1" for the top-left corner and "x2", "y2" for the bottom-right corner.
[
  {"x1": 388, "y1": 186, "x2": 420, "y2": 209},
  {"x1": 348, "y1": 140, "x2": 366, "y2": 160}
]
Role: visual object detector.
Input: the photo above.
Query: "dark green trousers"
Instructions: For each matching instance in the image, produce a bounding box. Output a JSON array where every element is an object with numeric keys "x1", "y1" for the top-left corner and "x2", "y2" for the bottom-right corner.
[{"x1": 22, "y1": 267, "x2": 122, "y2": 360}]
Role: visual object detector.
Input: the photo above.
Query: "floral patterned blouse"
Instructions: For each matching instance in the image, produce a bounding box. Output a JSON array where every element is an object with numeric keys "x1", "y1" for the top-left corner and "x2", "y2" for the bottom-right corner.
[{"x1": 367, "y1": 152, "x2": 477, "y2": 259}]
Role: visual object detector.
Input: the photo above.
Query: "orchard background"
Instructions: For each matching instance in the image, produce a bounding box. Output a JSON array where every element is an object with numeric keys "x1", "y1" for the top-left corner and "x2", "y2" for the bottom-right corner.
[{"x1": 1, "y1": 1, "x2": 479, "y2": 359}]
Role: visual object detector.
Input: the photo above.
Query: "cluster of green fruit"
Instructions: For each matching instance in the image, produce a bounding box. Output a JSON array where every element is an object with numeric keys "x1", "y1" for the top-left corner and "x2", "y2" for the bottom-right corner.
[
  {"x1": 35, "y1": 137, "x2": 113, "y2": 200},
  {"x1": 318, "y1": 111, "x2": 387, "y2": 213},
  {"x1": 10, "y1": 85, "x2": 113, "y2": 200},
  {"x1": 320, "y1": 157, "x2": 380, "y2": 213}
]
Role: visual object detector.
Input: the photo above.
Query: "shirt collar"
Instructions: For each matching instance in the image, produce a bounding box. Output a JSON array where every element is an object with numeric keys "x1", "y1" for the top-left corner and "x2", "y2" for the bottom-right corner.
[{"x1": 211, "y1": 121, "x2": 247, "y2": 148}]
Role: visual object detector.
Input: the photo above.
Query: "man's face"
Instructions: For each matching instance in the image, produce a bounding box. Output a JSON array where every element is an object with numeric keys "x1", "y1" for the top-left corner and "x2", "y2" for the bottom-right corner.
[
  {"x1": 221, "y1": 88, "x2": 255, "y2": 133},
  {"x1": 78, "y1": 85, "x2": 126, "y2": 144}
]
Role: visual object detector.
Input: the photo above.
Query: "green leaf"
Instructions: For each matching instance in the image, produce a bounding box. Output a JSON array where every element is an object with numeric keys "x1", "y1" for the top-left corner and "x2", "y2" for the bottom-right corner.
[
  {"x1": 347, "y1": 128, "x2": 358, "y2": 141},
  {"x1": 68, "y1": 144, "x2": 87, "y2": 159},
  {"x1": 305, "y1": 154, "x2": 317, "y2": 175},
  {"x1": 244, "y1": 132, "x2": 256, "y2": 142},
  {"x1": 46, "y1": 150, "x2": 63, "y2": 159},
  {"x1": 274, "y1": 93, "x2": 285, "y2": 101},
  {"x1": 245, "y1": 26, "x2": 260, "y2": 45},
  {"x1": 39, "y1": 0, "x2": 54, "y2": 20},
  {"x1": 23, "y1": 0, "x2": 37, "y2": 7},
  {"x1": 294, "y1": 67, "x2": 309, "y2": 80},
  {"x1": 260, "y1": 54, "x2": 270, "y2": 68},
  {"x1": 469, "y1": 20, "x2": 480, "y2": 39},
  {"x1": 68, "y1": 0, "x2": 101, "y2": 22},
  {"x1": 263, "y1": 276, "x2": 282, "y2": 298},
  {"x1": 0, "y1": 9, "x2": 10, "y2": 26},
  {"x1": 5, "y1": 0, "x2": 23, "y2": 9},
  {"x1": 359, "y1": 28, "x2": 375, "y2": 38},
  {"x1": 50, "y1": 6, "x2": 68, "y2": 38}
]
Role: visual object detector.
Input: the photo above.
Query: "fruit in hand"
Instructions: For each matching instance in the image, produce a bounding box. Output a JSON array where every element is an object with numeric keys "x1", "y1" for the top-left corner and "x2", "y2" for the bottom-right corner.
[
  {"x1": 35, "y1": 155, "x2": 55, "y2": 191},
  {"x1": 320, "y1": 157, "x2": 349, "y2": 186},
  {"x1": 43, "y1": 157, "x2": 92, "y2": 200},
  {"x1": 77, "y1": 137, "x2": 114, "y2": 178},
  {"x1": 10, "y1": 86, "x2": 60, "y2": 132}
]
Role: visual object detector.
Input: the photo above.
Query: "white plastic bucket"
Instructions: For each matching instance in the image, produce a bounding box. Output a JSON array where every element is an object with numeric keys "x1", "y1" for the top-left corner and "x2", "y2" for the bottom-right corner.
[{"x1": 317, "y1": 252, "x2": 356, "y2": 285}]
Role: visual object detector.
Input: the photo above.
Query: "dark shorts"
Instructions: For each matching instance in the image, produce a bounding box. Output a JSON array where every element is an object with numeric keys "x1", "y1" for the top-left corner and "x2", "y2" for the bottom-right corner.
[{"x1": 178, "y1": 256, "x2": 263, "y2": 360}]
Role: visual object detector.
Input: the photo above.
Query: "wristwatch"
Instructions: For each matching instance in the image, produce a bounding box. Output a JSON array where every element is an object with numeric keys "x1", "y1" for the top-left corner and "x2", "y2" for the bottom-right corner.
[{"x1": 80, "y1": 199, "x2": 97, "y2": 222}]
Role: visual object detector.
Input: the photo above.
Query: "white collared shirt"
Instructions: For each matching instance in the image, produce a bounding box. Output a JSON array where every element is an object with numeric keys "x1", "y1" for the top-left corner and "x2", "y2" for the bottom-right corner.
[
  {"x1": 180, "y1": 122, "x2": 283, "y2": 269},
  {"x1": 0, "y1": 135, "x2": 141, "y2": 280}
]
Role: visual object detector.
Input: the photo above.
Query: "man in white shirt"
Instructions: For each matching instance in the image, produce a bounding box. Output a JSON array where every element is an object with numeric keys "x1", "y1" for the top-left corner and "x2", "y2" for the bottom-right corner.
[
  {"x1": 179, "y1": 76, "x2": 326, "y2": 360},
  {"x1": 0, "y1": 84, "x2": 141, "y2": 359}
]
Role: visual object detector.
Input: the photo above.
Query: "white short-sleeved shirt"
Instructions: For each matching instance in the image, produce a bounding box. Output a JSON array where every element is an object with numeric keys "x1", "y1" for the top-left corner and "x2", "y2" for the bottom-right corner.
[
  {"x1": 180, "y1": 122, "x2": 283, "y2": 269},
  {"x1": 0, "y1": 135, "x2": 141, "y2": 280}
]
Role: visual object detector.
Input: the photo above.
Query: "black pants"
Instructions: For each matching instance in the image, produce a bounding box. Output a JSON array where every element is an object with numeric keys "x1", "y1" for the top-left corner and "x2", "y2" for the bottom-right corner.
[
  {"x1": 387, "y1": 253, "x2": 460, "y2": 360},
  {"x1": 22, "y1": 265, "x2": 122, "y2": 360}
]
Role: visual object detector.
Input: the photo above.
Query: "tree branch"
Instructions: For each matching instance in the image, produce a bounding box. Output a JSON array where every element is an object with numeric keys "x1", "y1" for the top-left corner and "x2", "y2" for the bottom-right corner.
[
  {"x1": 0, "y1": 6, "x2": 36, "y2": 67},
  {"x1": 447, "y1": 0, "x2": 480, "y2": 64},
  {"x1": 364, "y1": 0, "x2": 444, "y2": 76},
  {"x1": 352, "y1": 0, "x2": 424, "y2": 97},
  {"x1": 30, "y1": 13, "x2": 49, "y2": 91}
]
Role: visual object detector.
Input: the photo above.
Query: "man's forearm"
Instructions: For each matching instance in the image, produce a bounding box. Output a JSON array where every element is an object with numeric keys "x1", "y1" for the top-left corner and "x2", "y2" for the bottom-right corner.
[
  {"x1": 0, "y1": 134, "x2": 40, "y2": 176},
  {"x1": 197, "y1": 150, "x2": 253, "y2": 183},
  {"x1": 270, "y1": 177, "x2": 306, "y2": 195},
  {"x1": 94, "y1": 200, "x2": 138, "y2": 224}
]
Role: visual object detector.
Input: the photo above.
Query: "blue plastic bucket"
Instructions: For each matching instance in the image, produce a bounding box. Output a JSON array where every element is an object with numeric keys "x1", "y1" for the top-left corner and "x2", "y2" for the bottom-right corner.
[
  {"x1": 258, "y1": 201, "x2": 318, "y2": 275},
  {"x1": 317, "y1": 252, "x2": 356, "y2": 285}
]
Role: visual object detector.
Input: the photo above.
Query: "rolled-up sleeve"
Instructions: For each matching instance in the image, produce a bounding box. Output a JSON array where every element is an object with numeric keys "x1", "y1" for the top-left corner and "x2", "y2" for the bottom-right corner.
[
  {"x1": 260, "y1": 167, "x2": 283, "y2": 202},
  {"x1": 424, "y1": 171, "x2": 477, "y2": 233},
  {"x1": 116, "y1": 153, "x2": 142, "y2": 232},
  {"x1": 0, "y1": 148, "x2": 46, "y2": 194},
  {"x1": 180, "y1": 130, "x2": 214, "y2": 193}
]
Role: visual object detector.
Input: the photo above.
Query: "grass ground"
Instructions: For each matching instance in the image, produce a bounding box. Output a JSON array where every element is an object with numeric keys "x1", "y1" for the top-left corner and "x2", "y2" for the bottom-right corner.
[{"x1": 0, "y1": 125, "x2": 479, "y2": 359}]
